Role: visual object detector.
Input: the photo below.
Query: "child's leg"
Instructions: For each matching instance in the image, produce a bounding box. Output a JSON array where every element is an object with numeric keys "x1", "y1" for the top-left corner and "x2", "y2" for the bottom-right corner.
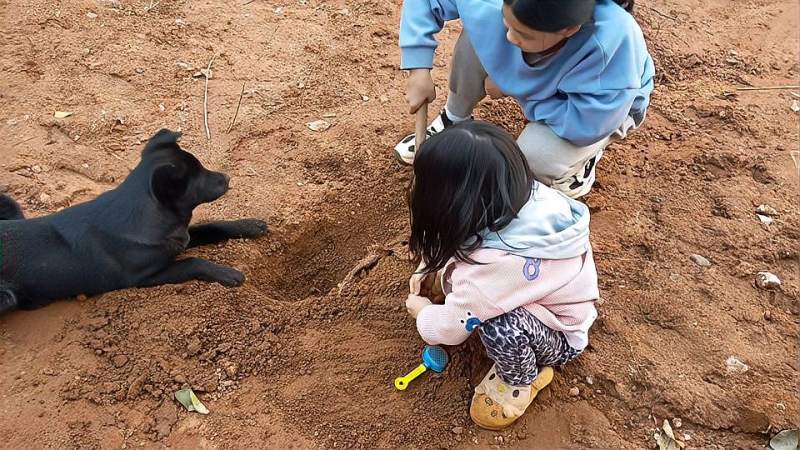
[
  {"x1": 471, "y1": 308, "x2": 581, "y2": 430},
  {"x1": 446, "y1": 32, "x2": 488, "y2": 120},
  {"x1": 517, "y1": 117, "x2": 636, "y2": 198},
  {"x1": 479, "y1": 307, "x2": 581, "y2": 386}
]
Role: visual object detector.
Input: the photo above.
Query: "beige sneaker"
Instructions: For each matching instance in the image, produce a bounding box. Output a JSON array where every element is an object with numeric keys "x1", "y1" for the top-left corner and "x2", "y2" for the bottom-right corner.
[{"x1": 469, "y1": 365, "x2": 554, "y2": 430}]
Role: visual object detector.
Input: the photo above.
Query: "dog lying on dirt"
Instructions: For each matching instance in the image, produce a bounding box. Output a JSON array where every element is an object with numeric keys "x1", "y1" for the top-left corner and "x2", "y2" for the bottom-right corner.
[{"x1": 0, "y1": 129, "x2": 267, "y2": 313}]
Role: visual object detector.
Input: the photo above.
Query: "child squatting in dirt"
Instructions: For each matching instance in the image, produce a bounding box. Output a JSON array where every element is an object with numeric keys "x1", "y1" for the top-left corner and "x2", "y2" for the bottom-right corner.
[
  {"x1": 396, "y1": 0, "x2": 655, "y2": 199},
  {"x1": 405, "y1": 121, "x2": 598, "y2": 430}
]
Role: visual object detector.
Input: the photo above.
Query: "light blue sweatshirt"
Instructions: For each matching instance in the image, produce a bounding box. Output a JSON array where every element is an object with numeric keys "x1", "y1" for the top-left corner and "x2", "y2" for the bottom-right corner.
[
  {"x1": 399, "y1": 0, "x2": 655, "y2": 146},
  {"x1": 475, "y1": 181, "x2": 591, "y2": 259}
]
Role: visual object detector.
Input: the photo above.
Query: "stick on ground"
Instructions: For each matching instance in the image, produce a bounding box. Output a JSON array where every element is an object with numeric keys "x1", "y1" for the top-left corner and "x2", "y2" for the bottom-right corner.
[
  {"x1": 226, "y1": 82, "x2": 246, "y2": 134},
  {"x1": 735, "y1": 85, "x2": 800, "y2": 92},
  {"x1": 203, "y1": 54, "x2": 218, "y2": 140}
]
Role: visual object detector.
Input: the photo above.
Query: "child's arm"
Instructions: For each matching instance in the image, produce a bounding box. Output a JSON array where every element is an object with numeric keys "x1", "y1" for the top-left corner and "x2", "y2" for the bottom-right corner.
[
  {"x1": 540, "y1": 88, "x2": 639, "y2": 147},
  {"x1": 540, "y1": 36, "x2": 654, "y2": 146},
  {"x1": 414, "y1": 256, "x2": 583, "y2": 346},
  {"x1": 399, "y1": 0, "x2": 460, "y2": 70}
]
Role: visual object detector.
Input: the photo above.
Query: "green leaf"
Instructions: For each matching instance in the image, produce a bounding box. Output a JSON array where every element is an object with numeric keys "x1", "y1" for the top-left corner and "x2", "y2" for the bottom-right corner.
[{"x1": 175, "y1": 388, "x2": 209, "y2": 414}]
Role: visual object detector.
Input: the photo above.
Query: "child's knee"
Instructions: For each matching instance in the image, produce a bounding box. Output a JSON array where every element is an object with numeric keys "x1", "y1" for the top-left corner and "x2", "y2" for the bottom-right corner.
[{"x1": 479, "y1": 313, "x2": 528, "y2": 350}]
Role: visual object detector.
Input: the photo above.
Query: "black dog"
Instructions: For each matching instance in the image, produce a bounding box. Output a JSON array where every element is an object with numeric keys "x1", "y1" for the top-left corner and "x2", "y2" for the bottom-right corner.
[{"x1": 0, "y1": 129, "x2": 267, "y2": 313}]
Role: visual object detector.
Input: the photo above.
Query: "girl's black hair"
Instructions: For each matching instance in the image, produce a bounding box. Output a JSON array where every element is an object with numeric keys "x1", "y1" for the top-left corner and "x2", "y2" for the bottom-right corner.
[
  {"x1": 503, "y1": 0, "x2": 634, "y2": 33},
  {"x1": 408, "y1": 121, "x2": 535, "y2": 274}
]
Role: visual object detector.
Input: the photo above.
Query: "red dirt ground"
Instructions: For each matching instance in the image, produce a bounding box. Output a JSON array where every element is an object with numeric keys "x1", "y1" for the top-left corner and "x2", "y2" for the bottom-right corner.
[{"x1": 1, "y1": 0, "x2": 798, "y2": 448}]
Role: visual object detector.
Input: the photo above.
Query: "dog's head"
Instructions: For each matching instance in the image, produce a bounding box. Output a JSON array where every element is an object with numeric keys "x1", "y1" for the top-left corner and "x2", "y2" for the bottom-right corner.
[{"x1": 142, "y1": 129, "x2": 230, "y2": 211}]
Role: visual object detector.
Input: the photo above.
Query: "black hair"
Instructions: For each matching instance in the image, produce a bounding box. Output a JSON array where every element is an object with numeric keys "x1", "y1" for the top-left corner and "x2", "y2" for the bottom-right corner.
[
  {"x1": 408, "y1": 121, "x2": 535, "y2": 274},
  {"x1": 503, "y1": 0, "x2": 634, "y2": 33}
]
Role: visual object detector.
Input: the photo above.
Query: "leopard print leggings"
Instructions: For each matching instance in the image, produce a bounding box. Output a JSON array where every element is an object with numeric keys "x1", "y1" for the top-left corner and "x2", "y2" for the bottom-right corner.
[{"x1": 479, "y1": 307, "x2": 583, "y2": 386}]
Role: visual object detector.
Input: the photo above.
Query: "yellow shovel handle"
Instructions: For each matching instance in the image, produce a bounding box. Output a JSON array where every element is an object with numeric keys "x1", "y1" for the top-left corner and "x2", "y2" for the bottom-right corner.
[{"x1": 394, "y1": 363, "x2": 428, "y2": 391}]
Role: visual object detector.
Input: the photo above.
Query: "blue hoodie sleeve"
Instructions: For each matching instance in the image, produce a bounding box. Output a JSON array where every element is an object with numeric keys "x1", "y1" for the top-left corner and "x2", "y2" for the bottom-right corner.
[
  {"x1": 533, "y1": 31, "x2": 650, "y2": 146},
  {"x1": 538, "y1": 89, "x2": 639, "y2": 147},
  {"x1": 399, "y1": 0, "x2": 460, "y2": 69}
]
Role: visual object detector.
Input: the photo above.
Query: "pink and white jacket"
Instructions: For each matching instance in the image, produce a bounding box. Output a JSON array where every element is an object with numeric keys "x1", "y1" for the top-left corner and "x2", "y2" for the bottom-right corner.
[{"x1": 415, "y1": 182, "x2": 598, "y2": 350}]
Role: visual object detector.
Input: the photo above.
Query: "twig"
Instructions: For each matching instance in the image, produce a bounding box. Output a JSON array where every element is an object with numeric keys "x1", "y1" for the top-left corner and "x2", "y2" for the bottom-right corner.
[
  {"x1": 226, "y1": 82, "x2": 246, "y2": 134},
  {"x1": 242, "y1": 0, "x2": 255, "y2": 4},
  {"x1": 255, "y1": 24, "x2": 282, "y2": 64},
  {"x1": 791, "y1": 92, "x2": 800, "y2": 99},
  {"x1": 644, "y1": 5, "x2": 678, "y2": 21},
  {"x1": 337, "y1": 251, "x2": 387, "y2": 295},
  {"x1": 203, "y1": 54, "x2": 218, "y2": 140},
  {"x1": 145, "y1": 0, "x2": 160, "y2": 11},
  {"x1": 735, "y1": 85, "x2": 800, "y2": 92},
  {"x1": 12, "y1": 136, "x2": 37, "y2": 147}
]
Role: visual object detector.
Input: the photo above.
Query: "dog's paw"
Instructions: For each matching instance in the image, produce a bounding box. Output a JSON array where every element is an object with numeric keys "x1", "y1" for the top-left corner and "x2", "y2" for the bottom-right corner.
[
  {"x1": 235, "y1": 219, "x2": 268, "y2": 238},
  {"x1": 215, "y1": 268, "x2": 245, "y2": 287}
]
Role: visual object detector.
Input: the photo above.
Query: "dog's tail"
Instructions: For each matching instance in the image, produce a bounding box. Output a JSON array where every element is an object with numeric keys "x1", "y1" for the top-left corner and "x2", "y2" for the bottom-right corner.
[
  {"x1": 0, "y1": 288, "x2": 18, "y2": 314},
  {"x1": 0, "y1": 194, "x2": 24, "y2": 220}
]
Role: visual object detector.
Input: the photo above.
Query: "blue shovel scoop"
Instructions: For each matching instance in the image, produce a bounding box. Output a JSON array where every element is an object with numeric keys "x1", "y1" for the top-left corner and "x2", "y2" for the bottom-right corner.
[{"x1": 394, "y1": 345, "x2": 449, "y2": 391}]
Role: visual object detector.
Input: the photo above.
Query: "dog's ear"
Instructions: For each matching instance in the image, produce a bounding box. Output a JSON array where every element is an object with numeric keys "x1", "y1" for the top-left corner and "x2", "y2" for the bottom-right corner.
[
  {"x1": 143, "y1": 129, "x2": 182, "y2": 156},
  {"x1": 150, "y1": 163, "x2": 189, "y2": 205}
]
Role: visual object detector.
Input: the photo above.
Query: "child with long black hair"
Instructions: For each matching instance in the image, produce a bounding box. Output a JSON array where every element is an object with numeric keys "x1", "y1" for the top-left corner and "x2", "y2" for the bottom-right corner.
[
  {"x1": 395, "y1": 0, "x2": 654, "y2": 198},
  {"x1": 405, "y1": 121, "x2": 598, "y2": 430}
]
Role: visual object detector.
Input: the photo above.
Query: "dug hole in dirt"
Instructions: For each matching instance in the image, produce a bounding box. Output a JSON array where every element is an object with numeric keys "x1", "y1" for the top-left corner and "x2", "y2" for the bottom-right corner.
[{"x1": 1, "y1": 0, "x2": 798, "y2": 449}]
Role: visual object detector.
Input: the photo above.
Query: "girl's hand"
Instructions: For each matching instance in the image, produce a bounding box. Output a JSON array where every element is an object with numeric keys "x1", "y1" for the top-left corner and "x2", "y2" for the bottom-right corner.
[
  {"x1": 485, "y1": 78, "x2": 506, "y2": 99},
  {"x1": 409, "y1": 261, "x2": 427, "y2": 294},
  {"x1": 406, "y1": 294, "x2": 432, "y2": 319},
  {"x1": 406, "y1": 69, "x2": 436, "y2": 114}
]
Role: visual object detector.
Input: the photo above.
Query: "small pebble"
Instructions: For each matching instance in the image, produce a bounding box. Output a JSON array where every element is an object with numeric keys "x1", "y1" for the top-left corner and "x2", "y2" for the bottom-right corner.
[
  {"x1": 112, "y1": 355, "x2": 129, "y2": 368},
  {"x1": 689, "y1": 254, "x2": 711, "y2": 267},
  {"x1": 569, "y1": 387, "x2": 580, "y2": 397},
  {"x1": 585, "y1": 376, "x2": 594, "y2": 385},
  {"x1": 672, "y1": 417, "x2": 682, "y2": 428},
  {"x1": 225, "y1": 363, "x2": 239, "y2": 378},
  {"x1": 755, "y1": 272, "x2": 781, "y2": 290},
  {"x1": 86, "y1": 12, "x2": 98, "y2": 19},
  {"x1": 451, "y1": 426, "x2": 463, "y2": 435},
  {"x1": 173, "y1": 374, "x2": 187, "y2": 384}
]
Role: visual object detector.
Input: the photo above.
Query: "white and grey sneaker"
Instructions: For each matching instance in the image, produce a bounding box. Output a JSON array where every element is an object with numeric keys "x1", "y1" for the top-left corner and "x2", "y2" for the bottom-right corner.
[
  {"x1": 552, "y1": 150, "x2": 604, "y2": 199},
  {"x1": 394, "y1": 110, "x2": 468, "y2": 165}
]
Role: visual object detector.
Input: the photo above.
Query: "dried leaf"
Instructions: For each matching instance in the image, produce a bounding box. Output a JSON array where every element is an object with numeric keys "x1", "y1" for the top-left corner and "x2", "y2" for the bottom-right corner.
[
  {"x1": 770, "y1": 429, "x2": 799, "y2": 450},
  {"x1": 756, "y1": 204, "x2": 779, "y2": 217},
  {"x1": 54, "y1": 111, "x2": 73, "y2": 119},
  {"x1": 654, "y1": 419, "x2": 685, "y2": 450},
  {"x1": 306, "y1": 119, "x2": 331, "y2": 132},
  {"x1": 756, "y1": 214, "x2": 774, "y2": 225},
  {"x1": 725, "y1": 356, "x2": 750, "y2": 375}
]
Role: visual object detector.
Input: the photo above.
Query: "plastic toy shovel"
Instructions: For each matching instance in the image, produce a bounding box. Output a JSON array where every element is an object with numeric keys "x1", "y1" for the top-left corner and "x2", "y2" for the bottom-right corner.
[{"x1": 394, "y1": 345, "x2": 449, "y2": 391}]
